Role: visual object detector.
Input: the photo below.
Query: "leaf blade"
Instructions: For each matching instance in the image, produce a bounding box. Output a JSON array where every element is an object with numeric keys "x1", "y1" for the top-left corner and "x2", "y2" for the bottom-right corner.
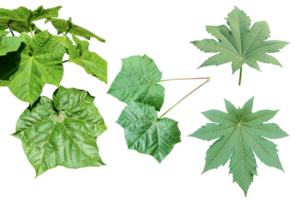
[{"x1": 14, "y1": 87, "x2": 107, "y2": 177}]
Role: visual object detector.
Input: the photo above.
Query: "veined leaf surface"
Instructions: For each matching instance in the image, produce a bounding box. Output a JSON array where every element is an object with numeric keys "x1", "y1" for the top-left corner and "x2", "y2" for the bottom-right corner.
[
  {"x1": 117, "y1": 101, "x2": 181, "y2": 163},
  {"x1": 108, "y1": 55, "x2": 165, "y2": 111},
  {"x1": 0, "y1": 30, "x2": 66, "y2": 105},
  {"x1": 191, "y1": 7, "x2": 289, "y2": 74},
  {"x1": 14, "y1": 86, "x2": 107, "y2": 177},
  {"x1": 190, "y1": 97, "x2": 288, "y2": 196}
]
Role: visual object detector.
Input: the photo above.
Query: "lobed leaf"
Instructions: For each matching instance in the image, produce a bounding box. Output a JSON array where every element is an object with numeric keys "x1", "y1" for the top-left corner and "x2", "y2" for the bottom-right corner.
[
  {"x1": 14, "y1": 86, "x2": 107, "y2": 177},
  {"x1": 117, "y1": 101, "x2": 181, "y2": 163},
  {"x1": 108, "y1": 55, "x2": 165, "y2": 111},
  {"x1": 0, "y1": 30, "x2": 66, "y2": 105},
  {"x1": 190, "y1": 97, "x2": 288, "y2": 196},
  {"x1": 191, "y1": 7, "x2": 289, "y2": 75}
]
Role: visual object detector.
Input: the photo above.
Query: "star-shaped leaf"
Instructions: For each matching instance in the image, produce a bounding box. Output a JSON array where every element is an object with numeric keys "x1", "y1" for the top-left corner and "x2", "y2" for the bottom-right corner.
[
  {"x1": 189, "y1": 97, "x2": 288, "y2": 196},
  {"x1": 14, "y1": 86, "x2": 107, "y2": 177},
  {"x1": 117, "y1": 101, "x2": 181, "y2": 163},
  {"x1": 191, "y1": 7, "x2": 289, "y2": 74},
  {"x1": 0, "y1": 35, "x2": 25, "y2": 56}
]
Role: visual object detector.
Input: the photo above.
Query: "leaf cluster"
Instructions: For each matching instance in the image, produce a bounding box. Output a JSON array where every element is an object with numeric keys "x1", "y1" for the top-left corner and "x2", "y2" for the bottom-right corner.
[
  {"x1": 0, "y1": 5, "x2": 107, "y2": 105},
  {"x1": 0, "y1": 6, "x2": 289, "y2": 197},
  {"x1": 108, "y1": 55, "x2": 182, "y2": 163}
]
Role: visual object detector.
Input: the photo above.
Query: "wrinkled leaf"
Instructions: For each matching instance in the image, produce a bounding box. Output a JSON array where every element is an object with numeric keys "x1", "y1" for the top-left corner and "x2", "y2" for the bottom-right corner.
[
  {"x1": 190, "y1": 97, "x2": 288, "y2": 196},
  {"x1": 14, "y1": 86, "x2": 107, "y2": 177},
  {"x1": 117, "y1": 101, "x2": 181, "y2": 163}
]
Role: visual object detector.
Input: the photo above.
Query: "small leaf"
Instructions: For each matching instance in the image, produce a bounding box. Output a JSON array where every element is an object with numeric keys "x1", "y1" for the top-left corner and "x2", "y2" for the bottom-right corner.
[
  {"x1": 0, "y1": 30, "x2": 9, "y2": 36},
  {"x1": 0, "y1": 36, "x2": 25, "y2": 56}
]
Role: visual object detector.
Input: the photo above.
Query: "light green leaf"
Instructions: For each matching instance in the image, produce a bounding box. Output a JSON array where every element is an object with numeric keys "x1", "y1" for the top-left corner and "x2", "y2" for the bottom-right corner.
[
  {"x1": 43, "y1": 16, "x2": 108, "y2": 44},
  {"x1": 190, "y1": 97, "x2": 288, "y2": 196},
  {"x1": 14, "y1": 86, "x2": 107, "y2": 177},
  {"x1": 117, "y1": 101, "x2": 181, "y2": 163},
  {"x1": 0, "y1": 6, "x2": 62, "y2": 33},
  {"x1": 0, "y1": 35, "x2": 25, "y2": 56},
  {"x1": 65, "y1": 34, "x2": 107, "y2": 83},
  {"x1": 0, "y1": 30, "x2": 9, "y2": 36},
  {"x1": 107, "y1": 55, "x2": 165, "y2": 111},
  {"x1": 1, "y1": 30, "x2": 66, "y2": 105},
  {"x1": 191, "y1": 7, "x2": 289, "y2": 75}
]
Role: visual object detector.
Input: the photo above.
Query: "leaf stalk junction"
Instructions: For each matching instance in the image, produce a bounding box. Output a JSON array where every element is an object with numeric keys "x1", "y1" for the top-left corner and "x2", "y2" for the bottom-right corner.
[{"x1": 159, "y1": 77, "x2": 210, "y2": 119}]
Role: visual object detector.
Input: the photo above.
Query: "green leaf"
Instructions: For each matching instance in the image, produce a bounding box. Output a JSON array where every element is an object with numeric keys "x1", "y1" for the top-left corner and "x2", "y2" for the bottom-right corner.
[
  {"x1": 0, "y1": 30, "x2": 66, "y2": 105},
  {"x1": 13, "y1": 86, "x2": 107, "y2": 177},
  {"x1": 0, "y1": 35, "x2": 25, "y2": 56},
  {"x1": 0, "y1": 30, "x2": 9, "y2": 36},
  {"x1": 0, "y1": 6, "x2": 62, "y2": 33},
  {"x1": 190, "y1": 97, "x2": 288, "y2": 196},
  {"x1": 65, "y1": 34, "x2": 107, "y2": 83},
  {"x1": 191, "y1": 7, "x2": 289, "y2": 74},
  {"x1": 117, "y1": 101, "x2": 181, "y2": 163},
  {"x1": 43, "y1": 16, "x2": 108, "y2": 44},
  {"x1": 107, "y1": 55, "x2": 165, "y2": 111}
]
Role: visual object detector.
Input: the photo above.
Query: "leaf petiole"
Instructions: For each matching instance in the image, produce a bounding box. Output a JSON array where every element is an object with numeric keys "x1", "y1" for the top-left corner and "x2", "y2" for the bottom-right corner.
[
  {"x1": 157, "y1": 76, "x2": 213, "y2": 120},
  {"x1": 65, "y1": 27, "x2": 71, "y2": 35},
  {"x1": 7, "y1": 24, "x2": 14, "y2": 36},
  {"x1": 29, "y1": 21, "x2": 33, "y2": 37},
  {"x1": 62, "y1": 60, "x2": 69, "y2": 63},
  {"x1": 239, "y1": 67, "x2": 243, "y2": 86},
  {"x1": 160, "y1": 77, "x2": 209, "y2": 82}
]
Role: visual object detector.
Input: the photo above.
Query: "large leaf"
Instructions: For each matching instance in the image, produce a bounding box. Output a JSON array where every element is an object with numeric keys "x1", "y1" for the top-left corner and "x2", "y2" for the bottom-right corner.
[
  {"x1": 190, "y1": 97, "x2": 288, "y2": 196},
  {"x1": 14, "y1": 86, "x2": 107, "y2": 177},
  {"x1": 117, "y1": 101, "x2": 181, "y2": 163},
  {"x1": 108, "y1": 55, "x2": 165, "y2": 111},
  {"x1": 191, "y1": 7, "x2": 288, "y2": 74},
  {"x1": 0, "y1": 30, "x2": 66, "y2": 105}
]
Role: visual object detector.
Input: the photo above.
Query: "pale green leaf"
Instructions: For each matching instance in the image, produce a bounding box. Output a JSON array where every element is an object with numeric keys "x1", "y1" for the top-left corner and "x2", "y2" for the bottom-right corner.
[
  {"x1": 190, "y1": 97, "x2": 288, "y2": 196},
  {"x1": 191, "y1": 7, "x2": 289, "y2": 75}
]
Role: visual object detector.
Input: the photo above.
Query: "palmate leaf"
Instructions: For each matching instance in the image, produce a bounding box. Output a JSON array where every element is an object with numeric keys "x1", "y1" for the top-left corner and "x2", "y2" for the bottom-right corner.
[
  {"x1": 190, "y1": 97, "x2": 288, "y2": 196},
  {"x1": 14, "y1": 86, "x2": 107, "y2": 177},
  {"x1": 107, "y1": 55, "x2": 165, "y2": 111},
  {"x1": 117, "y1": 101, "x2": 181, "y2": 163},
  {"x1": 0, "y1": 30, "x2": 66, "y2": 105},
  {"x1": 191, "y1": 7, "x2": 289, "y2": 75}
]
